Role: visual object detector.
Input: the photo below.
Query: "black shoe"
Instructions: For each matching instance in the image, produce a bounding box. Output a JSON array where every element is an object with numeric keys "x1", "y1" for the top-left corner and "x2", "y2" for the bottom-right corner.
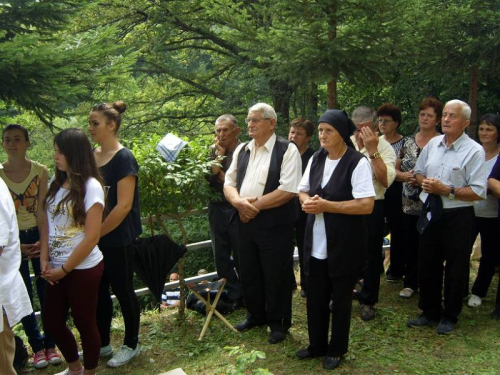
[
  {"x1": 300, "y1": 289, "x2": 307, "y2": 298},
  {"x1": 296, "y1": 348, "x2": 325, "y2": 360},
  {"x1": 407, "y1": 315, "x2": 439, "y2": 328},
  {"x1": 436, "y1": 318, "x2": 455, "y2": 335},
  {"x1": 323, "y1": 356, "x2": 342, "y2": 370},
  {"x1": 359, "y1": 304, "x2": 375, "y2": 321},
  {"x1": 386, "y1": 273, "x2": 402, "y2": 283},
  {"x1": 268, "y1": 330, "x2": 285, "y2": 344},
  {"x1": 235, "y1": 320, "x2": 261, "y2": 332}
]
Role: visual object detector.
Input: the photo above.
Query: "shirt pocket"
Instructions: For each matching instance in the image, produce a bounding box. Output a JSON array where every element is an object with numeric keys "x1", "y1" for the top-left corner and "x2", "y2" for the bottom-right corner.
[{"x1": 449, "y1": 166, "x2": 466, "y2": 187}]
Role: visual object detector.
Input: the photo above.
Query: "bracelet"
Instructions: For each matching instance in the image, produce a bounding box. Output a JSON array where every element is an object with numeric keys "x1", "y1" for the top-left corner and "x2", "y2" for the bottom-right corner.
[{"x1": 61, "y1": 264, "x2": 70, "y2": 274}]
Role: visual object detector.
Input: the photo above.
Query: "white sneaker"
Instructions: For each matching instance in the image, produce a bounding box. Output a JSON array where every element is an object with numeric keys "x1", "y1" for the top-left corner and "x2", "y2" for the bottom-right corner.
[
  {"x1": 399, "y1": 288, "x2": 415, "y2": 298},
  {"x1": 468, "y1": 294, "x2": 482, "y2": 307},
  {"x1": 107, "y1": 345, "x2": 140, "y2": 367}
]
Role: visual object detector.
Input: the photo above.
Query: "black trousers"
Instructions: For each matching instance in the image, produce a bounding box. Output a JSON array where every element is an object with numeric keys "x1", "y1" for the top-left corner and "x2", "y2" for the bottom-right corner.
[
  {"x1": 359, "y1": 200, "x2": 385, "y2": 306},
  {"x1": 238, "y1": 219, "x2": 294, "y2": 331},
  {"x1": 294, "y1": 211, "x2": 308, "y2": 290},
  {"x1": 307, "y1": 257, "x2": 358, "y2": 357},
  {"x1": 208, "y1": 202, "x2": 242, "y2": 301},
  {"x1": 96, "y1": 244, "x2": 140, "y2": 349},
  {"x1": 418, "y1": 207, "x2": 475, "y2": 323},
  {"x1": 471, "y1": 217, "x2": 500, "y2": 300},
  {"x1": 384, "y1": 183, "x2": 405, "y2": 278},
  {"x1": 402, "y1": 213, "x2": 420, "y2": 290}
]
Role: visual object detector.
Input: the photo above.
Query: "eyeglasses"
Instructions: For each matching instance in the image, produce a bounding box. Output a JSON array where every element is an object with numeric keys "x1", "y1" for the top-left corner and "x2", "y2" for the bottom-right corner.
[
  {"x1": 378, "y1": 119, "x2": 394, "y2": 125},
  {"x1": 245, "y1": 117, "x2": 271, "y2": 124}
]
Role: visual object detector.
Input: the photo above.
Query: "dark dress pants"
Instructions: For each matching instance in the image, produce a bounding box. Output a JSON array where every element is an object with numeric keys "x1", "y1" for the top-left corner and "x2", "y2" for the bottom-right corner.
[
  {"x1": 294, "y1": 210, "x2": 308, "y2": 291},
  {"x1": 359, "y1": 200, "x2": 385, "y2": 306},
  {"x1": 402, "y1": 213, "x2": 420, "y2": 290},
  {"x1": 209, "y1": 202, "x2": 242, "y2": 301},
  {"x1": 418, "y1": 207, "x2": 475, "y2": 323},
  {"x1": 96, "y1": 244, "x2": 140, "y2": 349},
  {"x1": 307, "y1": 257, "x2": 358, "y2": 357},
  {"x1": 238, "y1": 218, "x2": 294, "y2": 332},
  {"x1": 384, "y1": 182, "x2": 405, "y2": 278},
  {"x1": 470, "y1": 217, "x2": 500, "y2": 298}
]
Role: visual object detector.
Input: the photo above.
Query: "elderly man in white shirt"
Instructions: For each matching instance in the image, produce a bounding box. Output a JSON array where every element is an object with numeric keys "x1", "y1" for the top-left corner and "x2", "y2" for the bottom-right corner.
[
  {"x1": 0, "y1": 170, "x2": 32, "y2": 375},
  {"x1": 225, "y1": 103, "x2": 302, "y2": 345},
  {"x1": 407, "y1": 99, "x2": 486, "y2": 335}
]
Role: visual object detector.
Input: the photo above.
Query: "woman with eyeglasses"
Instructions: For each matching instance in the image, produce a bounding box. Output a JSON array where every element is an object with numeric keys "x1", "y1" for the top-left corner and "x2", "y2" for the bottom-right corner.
[
  {"x1": 396, "y1": 97, "x2": 442, "y2": 298},
  {"x1": 89, "y1": 101, "x2": 142, "y2": 368},
  {"x1": 296, "y1": 110, "x2": 375, "y2": 370},
  {"x1": 377, "y1": 104, "x2": 405, "y2": 283}
]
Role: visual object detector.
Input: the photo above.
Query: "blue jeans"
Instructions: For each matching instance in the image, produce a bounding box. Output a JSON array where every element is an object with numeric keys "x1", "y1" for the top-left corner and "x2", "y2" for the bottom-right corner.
[{"x1": 19, "y1": 227, "x2": 56, "y2": 352}]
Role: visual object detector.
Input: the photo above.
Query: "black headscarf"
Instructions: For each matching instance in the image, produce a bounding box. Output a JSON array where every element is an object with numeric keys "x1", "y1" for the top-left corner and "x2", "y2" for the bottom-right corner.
[{"x1": 318, "y1": 109, "x2": 356, "y2": 148}]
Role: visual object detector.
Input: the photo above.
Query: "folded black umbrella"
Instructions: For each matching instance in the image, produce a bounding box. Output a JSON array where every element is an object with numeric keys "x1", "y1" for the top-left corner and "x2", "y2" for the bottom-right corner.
[{"x1": 133, "y1": 234, "x2": 187, "y2": 304}]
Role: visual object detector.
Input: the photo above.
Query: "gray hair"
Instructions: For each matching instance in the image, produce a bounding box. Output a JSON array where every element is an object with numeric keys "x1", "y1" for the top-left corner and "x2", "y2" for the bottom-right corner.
[
  {"x1": 248, "y1": 103, "x2": 277, "y2": 120},
  {"x1": 444, "y1": 99, "x2": 471, "y2": 120},
  {"x1": 352, "y1": 106, "x2": 376, "y2": 125},
  {"x1": 215, "y1": 114, "x2": 238, "y2": 127}
]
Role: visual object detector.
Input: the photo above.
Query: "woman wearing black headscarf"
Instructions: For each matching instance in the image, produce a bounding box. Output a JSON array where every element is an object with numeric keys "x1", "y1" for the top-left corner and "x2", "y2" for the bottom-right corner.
[{"x1": 296, "y1": 110, "x2": 375, "y2": 370}]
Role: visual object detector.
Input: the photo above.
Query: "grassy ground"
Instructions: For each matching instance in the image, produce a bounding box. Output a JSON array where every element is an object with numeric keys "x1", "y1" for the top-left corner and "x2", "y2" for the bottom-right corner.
[{"x1": 18, "y1": 261, "x2": 500, "y2": 375}]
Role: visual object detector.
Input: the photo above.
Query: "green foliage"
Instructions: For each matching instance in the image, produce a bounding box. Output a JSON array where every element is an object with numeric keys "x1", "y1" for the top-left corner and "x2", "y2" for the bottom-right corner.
[
  {"x1": 131, "y1": 133, "x2": 218, "y2": 222},
  {"x1": 224, "y1": 346, "x2": 272, "y2": 375}
]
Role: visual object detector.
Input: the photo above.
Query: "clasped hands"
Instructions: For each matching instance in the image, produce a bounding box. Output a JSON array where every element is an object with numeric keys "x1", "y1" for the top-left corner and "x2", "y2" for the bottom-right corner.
[
  {"x1": 40, "y1": 260, "x2": 66, "y2": 285},
  {"x1": 302, "y1": 195, "x2": 327, "y2": 214},
  {"x1": 21, "y1": 241, "x2": 41, "y2": 260},
  {"x1": 421, "y1": 177, "x2": 447, "y2": 195},
  {"x1": 236, "y1": 197, "x2": 260, "y2": 223}
]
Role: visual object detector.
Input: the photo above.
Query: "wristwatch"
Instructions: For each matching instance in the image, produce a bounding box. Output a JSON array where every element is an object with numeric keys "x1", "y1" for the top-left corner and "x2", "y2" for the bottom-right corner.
[
  {"x1": 448, "y1": 185, "x2": 455, "y2": 200},
  {"x1": 369, "y1": 152, "x2": 381, "y2": 160}
]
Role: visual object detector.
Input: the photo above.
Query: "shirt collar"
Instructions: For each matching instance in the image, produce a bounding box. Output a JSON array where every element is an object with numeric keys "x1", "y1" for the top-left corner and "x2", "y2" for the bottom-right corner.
[
  {"x1": 246, "y1": 133, "x2": 276, "y2": 152},
  {"x1": 439, "y1": 132, "x2": 469, "y2": 151}
]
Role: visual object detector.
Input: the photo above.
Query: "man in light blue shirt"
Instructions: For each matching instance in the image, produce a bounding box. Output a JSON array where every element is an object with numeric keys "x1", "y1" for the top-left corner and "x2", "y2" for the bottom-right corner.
[{"x1": 407, "y1": 99, "x2": 486, "y2": 335}]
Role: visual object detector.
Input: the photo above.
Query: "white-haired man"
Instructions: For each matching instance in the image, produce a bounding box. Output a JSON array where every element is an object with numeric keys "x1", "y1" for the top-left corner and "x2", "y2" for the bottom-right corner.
[
  {"x1": 224, "y1": 103, "x2": 302, "y2": 344},
  {"x1": 407, "y1": 99, "x2": 486, "y2": 334}
]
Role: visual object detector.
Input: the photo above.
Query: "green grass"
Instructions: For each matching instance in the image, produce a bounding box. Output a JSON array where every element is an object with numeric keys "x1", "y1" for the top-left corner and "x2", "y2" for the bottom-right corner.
[{"x1": 18, "y1": 261, "x2": 500, "y2": 375}]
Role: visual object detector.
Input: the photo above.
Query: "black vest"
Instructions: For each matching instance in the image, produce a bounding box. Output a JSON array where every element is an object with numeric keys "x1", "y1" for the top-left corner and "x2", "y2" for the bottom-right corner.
[
  {"x1": 236, "y1": 136, "x2": 299, "y2": 229},
  {"x1": 303, "y1": 147, "x2": 369, "y2": 277}
]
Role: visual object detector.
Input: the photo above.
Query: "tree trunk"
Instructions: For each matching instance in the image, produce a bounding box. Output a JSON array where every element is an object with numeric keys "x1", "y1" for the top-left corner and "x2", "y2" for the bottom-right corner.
[
  {"x1": 468, "y1": 63, "x2": 479, "y2": 138},
  {"x1": 327, "y1": 74, "x2": 337, "y2": 109},
  {"x1": 326, "y1": 1, "x2": 338, "y2": 110},
  {"x1": 270, "y1": 79, "x2": 293, "y2": 127}
]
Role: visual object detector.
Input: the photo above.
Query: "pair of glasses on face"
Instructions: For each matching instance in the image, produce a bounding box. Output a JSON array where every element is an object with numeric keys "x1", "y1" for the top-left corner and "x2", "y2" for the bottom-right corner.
[{"x1": 245, "y1": 117, "x2": 271, "y2": 124}]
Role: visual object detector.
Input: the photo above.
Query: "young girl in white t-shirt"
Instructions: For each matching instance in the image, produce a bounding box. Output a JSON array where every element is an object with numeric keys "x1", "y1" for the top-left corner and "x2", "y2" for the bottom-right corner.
[{"x1": 40, "y1": 128, "x2": 104, "y2": 375}]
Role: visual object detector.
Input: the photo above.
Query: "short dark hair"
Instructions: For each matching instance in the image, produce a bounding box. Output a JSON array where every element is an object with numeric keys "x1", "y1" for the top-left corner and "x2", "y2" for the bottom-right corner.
[
  {"x1": 2, "y1": 124, "x2": 29, "y2": 142},
  {"x1": 419, "y1": 97, "x2": 443, "y2": 123},
  {"x1": 377, "y1": 103, "x2": 402, "y2": 127},
  {"x1": 290, "y1": 117, "x2": 314, "y2": 137},
  {"x1": 478, "y1": 113, "x2": 500, "y2": 143}
]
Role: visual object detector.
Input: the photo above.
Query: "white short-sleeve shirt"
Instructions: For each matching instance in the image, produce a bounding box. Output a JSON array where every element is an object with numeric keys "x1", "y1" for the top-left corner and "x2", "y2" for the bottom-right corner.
[{"x1": 47, "y1": 178, "x2": 104, "y2": 269}]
